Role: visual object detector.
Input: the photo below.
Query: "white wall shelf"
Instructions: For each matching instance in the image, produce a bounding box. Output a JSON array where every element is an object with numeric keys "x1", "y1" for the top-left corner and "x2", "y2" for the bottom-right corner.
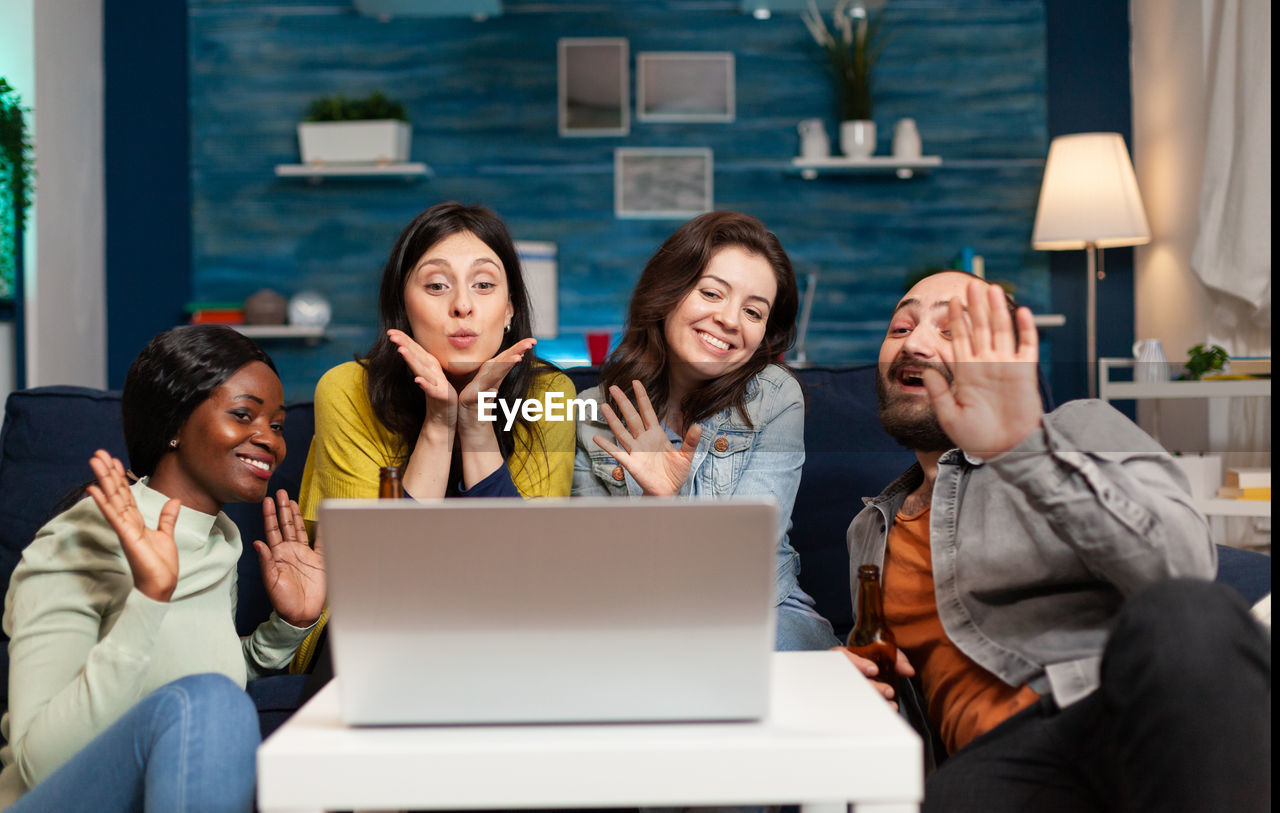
[
  {"x1": 231, "y1": 324, "x2": 365, "y2": 347},
  {"x1": 274, "y1": 162, "x2": 432, "y2": 182},
  {"x1": 232, "y1": 324, "x2": 326, "y2": 340},
  {"x1": 1099, "y1": 358, "x2": 1271, "y2": 401},
  {"x1": 1101, "y1": 358, "x2": 1272, "y2": 534},
  {"x1": 790, "y1": 155, "x2": 942, "y2": 180}
]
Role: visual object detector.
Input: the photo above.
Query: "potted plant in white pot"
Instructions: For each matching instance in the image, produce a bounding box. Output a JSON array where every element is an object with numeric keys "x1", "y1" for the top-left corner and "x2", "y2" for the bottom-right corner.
[
  {"x1": 297, "y1": 91, "x2": 411, "y2": 165},
  {"x1": 803, "y1": 0, "x2": 887, "y2": 159}
]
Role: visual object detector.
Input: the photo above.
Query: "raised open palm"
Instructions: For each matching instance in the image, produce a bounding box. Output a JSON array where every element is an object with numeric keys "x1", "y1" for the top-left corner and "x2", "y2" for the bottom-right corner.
[
  {"x1": 255, "y1": 491, "x2": 326, "y2": 628},
  {"x1": 86, "y1": 449, "x2": 180, "y2": 603},
  {"x1": 920, "y1": 279, "x2": 1043, "y2": 459},
  {"x1": 593, "y1": 381, "x2": 703, "y2": 497}
]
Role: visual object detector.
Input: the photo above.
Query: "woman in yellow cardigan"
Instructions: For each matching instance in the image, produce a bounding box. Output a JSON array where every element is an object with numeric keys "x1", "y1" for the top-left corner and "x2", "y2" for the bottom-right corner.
[{"x1": 292, "y1": 201, "x2": 575, "y2": 674}]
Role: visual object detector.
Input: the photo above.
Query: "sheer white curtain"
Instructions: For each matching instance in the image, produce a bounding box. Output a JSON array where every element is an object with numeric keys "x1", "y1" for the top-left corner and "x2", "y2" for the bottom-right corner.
[
  {"x1": 1191, "y1": 0, "x2": 1271, "y2": 334},
  {"x1": 1131, "y1": 0, "x2": 1270, "y2": 549}
]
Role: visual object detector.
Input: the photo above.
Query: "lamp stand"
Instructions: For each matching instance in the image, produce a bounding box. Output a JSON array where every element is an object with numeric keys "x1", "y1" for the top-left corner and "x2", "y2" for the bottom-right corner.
[{"x1": 1085, "y1": 242, "x2": 1098, "y2": 398}]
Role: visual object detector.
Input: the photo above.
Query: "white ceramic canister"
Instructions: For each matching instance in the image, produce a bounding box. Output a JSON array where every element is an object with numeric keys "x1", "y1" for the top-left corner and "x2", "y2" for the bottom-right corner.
[
  {"x1": 1133, "y1": 338, "x2": 1171, "y2": 383},
  {"x1": 892, "y1": 118, "x2": 922, "y2": 159},
  {"x1": 797, "y1": 118, "x2": 830, "y2": 160}
]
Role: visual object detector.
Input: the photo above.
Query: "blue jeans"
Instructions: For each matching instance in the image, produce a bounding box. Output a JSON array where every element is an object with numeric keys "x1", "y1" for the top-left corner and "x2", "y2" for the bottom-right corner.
[
  {"x1": 775, "y1": 585, "x2": 841, "y2": 651},
  {"x1": 11, "y1": 673, "x2": 260, "y2": 813}
]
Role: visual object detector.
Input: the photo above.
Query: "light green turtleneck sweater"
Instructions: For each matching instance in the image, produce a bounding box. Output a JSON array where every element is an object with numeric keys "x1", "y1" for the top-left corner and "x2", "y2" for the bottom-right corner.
[{"x1": 0, "y1": 480, "x2": 312, "y2": 806}]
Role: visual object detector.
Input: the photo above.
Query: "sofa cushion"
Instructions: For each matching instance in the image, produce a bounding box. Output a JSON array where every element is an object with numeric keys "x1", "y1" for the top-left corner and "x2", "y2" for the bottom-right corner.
[
  {"x1": 1215, "y1": 545, "x2": 1272, "y2": 606},
  {"x1": 788, "y1": 366, "x2": 916, "y2": 637},
  {"x1": 0, "y1": 388, "x2": 127, "y2": 589}
]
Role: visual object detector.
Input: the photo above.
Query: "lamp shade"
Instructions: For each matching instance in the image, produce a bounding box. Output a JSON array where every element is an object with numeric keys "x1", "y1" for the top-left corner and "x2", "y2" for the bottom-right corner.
[{"x1": 1031, "y1": 133, "x2": 1151, "y2": 250}]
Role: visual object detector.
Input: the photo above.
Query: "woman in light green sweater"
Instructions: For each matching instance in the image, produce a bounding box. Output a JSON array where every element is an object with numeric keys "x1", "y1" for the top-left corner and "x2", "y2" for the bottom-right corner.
[{"x1": 1, "y1": 325, "x2": 325, "y2": 812}]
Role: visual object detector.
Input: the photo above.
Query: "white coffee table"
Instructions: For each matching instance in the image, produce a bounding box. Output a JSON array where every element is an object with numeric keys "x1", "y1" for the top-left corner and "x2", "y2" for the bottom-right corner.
[{"x1": 258, "y1": 651, "x2": 922, "y2": 813}]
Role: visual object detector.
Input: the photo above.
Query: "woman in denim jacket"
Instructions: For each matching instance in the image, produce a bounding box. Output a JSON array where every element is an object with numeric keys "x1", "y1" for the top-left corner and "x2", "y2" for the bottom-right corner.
[{"x1": 572, "y1": 212, "x2": 839, "y2": 650}]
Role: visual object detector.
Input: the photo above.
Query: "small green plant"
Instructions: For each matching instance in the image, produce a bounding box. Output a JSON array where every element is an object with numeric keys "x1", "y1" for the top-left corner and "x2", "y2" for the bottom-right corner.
[
  {"x1": 305, "y1": 91, "x2": 408, "y2": 123},
  {"x1": 1183, "y1": 343, "x2": 1229, "y2": 380}
]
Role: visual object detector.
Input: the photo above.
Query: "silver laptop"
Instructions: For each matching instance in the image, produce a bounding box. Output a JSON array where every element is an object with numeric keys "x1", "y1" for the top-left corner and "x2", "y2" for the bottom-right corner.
[{"x1": 319, "y1": 497, "x2": 778, "y2": 726}]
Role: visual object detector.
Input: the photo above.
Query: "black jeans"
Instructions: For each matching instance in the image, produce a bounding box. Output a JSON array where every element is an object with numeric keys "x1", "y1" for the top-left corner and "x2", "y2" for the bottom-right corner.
[{"x1": 924, "y1": 579, "x2": 1271, "y2": 812}]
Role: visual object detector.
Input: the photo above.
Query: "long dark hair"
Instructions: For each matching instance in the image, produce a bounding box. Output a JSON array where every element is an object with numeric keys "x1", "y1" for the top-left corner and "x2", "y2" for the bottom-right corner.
[
  {"x1": 123, "y1": 325, "x2": 278, "y2": 477},
  {"x1": 362, "y1": 201, "x2": 548, "y2": 477},
  {"x1": 601, "y1": 211, "x2": 800, "y2": 429}
]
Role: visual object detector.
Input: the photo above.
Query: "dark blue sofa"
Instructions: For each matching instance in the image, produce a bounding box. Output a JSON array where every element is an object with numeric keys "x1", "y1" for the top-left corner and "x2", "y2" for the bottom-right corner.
[{"x1": 2, "y1": 366, "x2": 1271, "y2": 735}]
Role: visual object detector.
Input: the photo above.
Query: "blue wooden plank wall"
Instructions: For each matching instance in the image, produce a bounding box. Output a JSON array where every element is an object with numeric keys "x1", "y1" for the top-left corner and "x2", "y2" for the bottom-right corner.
[{"x1": 189, "y1": 0, "x2": 1048, "y2": 401}]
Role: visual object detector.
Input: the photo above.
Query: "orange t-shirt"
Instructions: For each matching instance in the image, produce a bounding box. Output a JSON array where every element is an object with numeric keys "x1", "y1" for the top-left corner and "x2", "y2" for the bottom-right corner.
[{"x1": 882, "y1": 506, "x2": 1039, "y2": 755}]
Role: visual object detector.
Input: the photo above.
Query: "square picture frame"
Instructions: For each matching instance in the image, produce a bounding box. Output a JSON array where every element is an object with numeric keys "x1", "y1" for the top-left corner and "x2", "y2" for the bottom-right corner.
[
  {"x1": 515, "y1": 240, "x2": 558, "y2": 338},
  {"x1": 636, "y1": 52, "x2": 735, "y2": 123},
  {"x1": 558, "y1": 38, "x2": 630, "y2": 137},
  {"x1": 615, "y1": 148, "x2": 714, "y2": 220}
]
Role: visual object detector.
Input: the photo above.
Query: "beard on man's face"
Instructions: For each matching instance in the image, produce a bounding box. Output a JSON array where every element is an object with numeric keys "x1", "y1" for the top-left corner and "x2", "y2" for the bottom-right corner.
[{"x1": 875, "y1": 358, "x2": 956, "y2": 452}]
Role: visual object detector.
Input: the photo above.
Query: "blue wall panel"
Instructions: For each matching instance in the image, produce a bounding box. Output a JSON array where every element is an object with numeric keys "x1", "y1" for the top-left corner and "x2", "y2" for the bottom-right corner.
[
  {"x1": 105, "y1": 0, "x2": 191, "y2": 388},
  {"x1": 189, "y1": 0, "x2": 1048, "y2": 401}
]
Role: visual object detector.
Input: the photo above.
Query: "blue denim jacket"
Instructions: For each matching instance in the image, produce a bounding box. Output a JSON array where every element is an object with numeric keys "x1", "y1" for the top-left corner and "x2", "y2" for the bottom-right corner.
[
  {"x1": 572, "y1": 364, "x2": 805, "y2": 606},
  {"x1": 847, "y1": 399, "x2": 1216, "y2": 707}
]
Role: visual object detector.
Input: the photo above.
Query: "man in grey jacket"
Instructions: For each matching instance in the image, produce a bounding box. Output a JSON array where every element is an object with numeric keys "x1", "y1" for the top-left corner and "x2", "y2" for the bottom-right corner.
[{"x1": 843, "y1": 271, "x2": 1269, "y2": 811}]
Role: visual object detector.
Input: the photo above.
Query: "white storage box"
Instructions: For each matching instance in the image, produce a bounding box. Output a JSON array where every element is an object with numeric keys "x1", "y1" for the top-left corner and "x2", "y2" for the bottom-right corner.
[
  {"x1": 297, "y1": 120, "x2": 411, "y2": 165},
  {"x1": 1171, "y1": 453, "x2": 1223, "y2": 500}
]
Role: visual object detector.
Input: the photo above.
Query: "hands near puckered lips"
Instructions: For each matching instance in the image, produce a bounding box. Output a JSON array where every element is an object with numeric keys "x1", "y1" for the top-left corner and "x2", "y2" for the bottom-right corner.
[
  {"x1": 388, "y1": 328, "x2": 458, "y2": 437},
  {"x1": 920, "y1": 279, "x2": 1043, "y2": 460},
  {"x1": 593, "y1": 380, "x2": 703, "y2": 497},
  {"x1": 87, "y1": 450, "x2": 180, "y2": 603},
  {"x1": 456, "y1": 337, "x2": 536, "y2": 437},
  {"x1": 386, "y1": 329, "x2": 535, "y2": 437},
  {"x1": 255, "y1": 490, "x2": 325, "y2": 628}
]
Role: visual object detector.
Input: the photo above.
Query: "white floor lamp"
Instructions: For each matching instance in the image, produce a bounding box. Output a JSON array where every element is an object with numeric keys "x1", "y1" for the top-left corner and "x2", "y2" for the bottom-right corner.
[{"x1": 1032, "y1": 133, "x2": 1151, "y2": 398}]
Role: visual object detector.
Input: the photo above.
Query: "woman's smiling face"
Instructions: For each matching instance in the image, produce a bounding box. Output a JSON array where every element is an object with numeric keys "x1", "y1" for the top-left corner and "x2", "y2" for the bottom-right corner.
[
  {"x1": 403, "y1": 229, "x2": 514, "y2": 380},
  {"x1": 662, "y1": 245, "x2": 778, "y2": 386},
  {"x1": 160, "y1": 360, "x2": 286, "y2": 514}
]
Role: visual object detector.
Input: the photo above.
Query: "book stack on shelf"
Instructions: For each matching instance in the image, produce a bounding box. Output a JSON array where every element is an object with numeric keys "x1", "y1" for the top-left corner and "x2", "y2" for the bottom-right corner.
[
  {"x1": 1204, "y1": 357, "x2": 1271, "y2": 380},
  {"x1": 187, "y1": 302, "x2": 245, "y2": 325},
  {"x1": 1218, "y1": 468, "x2": 1271, "y2": 501}
]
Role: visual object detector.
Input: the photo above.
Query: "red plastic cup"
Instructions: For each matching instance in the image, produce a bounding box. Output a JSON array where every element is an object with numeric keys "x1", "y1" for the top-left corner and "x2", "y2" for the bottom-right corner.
[{"x1": 586, "y1": 332, "x2": 612, "y2": 367}]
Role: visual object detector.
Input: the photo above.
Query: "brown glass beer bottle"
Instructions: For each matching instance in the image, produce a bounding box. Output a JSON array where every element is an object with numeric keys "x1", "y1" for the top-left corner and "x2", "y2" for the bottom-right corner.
[
  {"x1": 378, "y1": 465, "x2": 405, "y2": 499},
  {"x1": 847, "y1": 564, "x2": 898, "y2": 684}
]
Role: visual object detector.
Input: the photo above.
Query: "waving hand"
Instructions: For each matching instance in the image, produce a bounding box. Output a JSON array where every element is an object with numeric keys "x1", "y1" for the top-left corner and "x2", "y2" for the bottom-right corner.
[
  {"x1": 920, "y1": 279, "x2": 1042, "y2": 459},
  {"x1": 255, "y1": 490, "x2": 325, "y2": 628},
  {"x1": 593, "y1": 381, "x2": 702, "y2": 497},
  {"x1": 86, "y1": 450, "x2": 180, "y2": 603}
]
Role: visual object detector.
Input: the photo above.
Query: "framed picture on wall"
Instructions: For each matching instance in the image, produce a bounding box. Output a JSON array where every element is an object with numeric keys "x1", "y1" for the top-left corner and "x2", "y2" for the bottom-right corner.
[
  {"x1": 515, "y1": 240, "x2": 558, "y2": 338},
  {"x1": 615, "y1": 148, "x2": 714, "y2": 219},
  {"x1": 636, "y1": 52, "x2": 735, "y2": 123},
  {"x1": 558, "y1": 38, "x2": 630, "y2": 137}
]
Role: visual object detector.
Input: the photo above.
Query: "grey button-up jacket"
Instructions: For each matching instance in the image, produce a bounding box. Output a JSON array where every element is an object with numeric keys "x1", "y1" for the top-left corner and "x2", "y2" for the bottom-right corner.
[{"x1": 847, "y1": 399, "x2": 1216, "y2": 707}]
